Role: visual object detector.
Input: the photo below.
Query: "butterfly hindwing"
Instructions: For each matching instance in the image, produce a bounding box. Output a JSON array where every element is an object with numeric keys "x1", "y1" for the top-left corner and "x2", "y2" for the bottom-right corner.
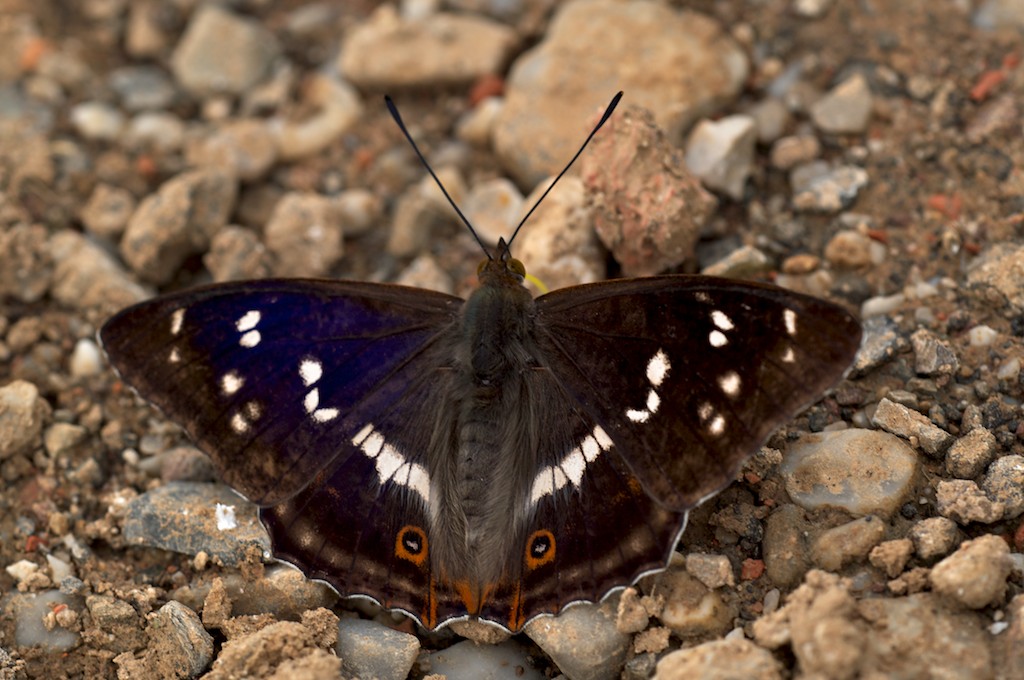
[{"x1": 534, "y1": 276, "x2": 862, "y2": 511}]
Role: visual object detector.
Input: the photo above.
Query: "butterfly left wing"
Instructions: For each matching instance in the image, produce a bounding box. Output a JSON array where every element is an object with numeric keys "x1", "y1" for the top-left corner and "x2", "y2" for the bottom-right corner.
[
  {"x1": 531, "y1": 275, "x2": 861, "y2": 512},
  {"x1": 101, "y1": 279, "x2": 472, "y2": 627}
]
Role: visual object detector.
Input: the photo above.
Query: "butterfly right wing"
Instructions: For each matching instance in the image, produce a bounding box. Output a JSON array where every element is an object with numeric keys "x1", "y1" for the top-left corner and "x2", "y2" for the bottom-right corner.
[{"x1": 101, "y1": 279, "x2": 471, "y2": 627}]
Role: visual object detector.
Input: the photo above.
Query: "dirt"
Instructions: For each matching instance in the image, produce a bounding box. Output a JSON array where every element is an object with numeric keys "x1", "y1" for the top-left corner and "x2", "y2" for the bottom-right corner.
[{"x1": 0, "y1": 0, "x2": 1023, "y2": 678}]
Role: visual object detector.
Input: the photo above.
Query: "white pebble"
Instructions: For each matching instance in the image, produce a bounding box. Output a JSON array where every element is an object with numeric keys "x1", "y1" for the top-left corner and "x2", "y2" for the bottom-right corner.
[{"x1": 70, "y1": 338, "x2": 103, "y2": 377}]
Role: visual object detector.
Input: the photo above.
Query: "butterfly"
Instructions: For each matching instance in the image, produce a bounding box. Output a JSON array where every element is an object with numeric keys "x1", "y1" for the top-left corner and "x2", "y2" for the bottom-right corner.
[{"x1": 101, "y1": 93, "x2": 861, "y2": 633}]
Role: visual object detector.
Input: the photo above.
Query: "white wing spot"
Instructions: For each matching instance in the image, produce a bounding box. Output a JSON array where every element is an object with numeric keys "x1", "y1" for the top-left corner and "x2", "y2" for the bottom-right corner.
[
  {"x1": 709, "y1": 330, "x2": 728, "y2": 347},
  {"x1": 361, "y1": 431, "x2": 385, "y2": 457},
  {"x1": 562, "y1": 450, "x2": 586, "y2": 486},
  {"x1": 304, "y1": 388, "x2": 320, "y2": 413},
  {"x1": 594, "y1": 425, "x2": 613, "y2": 450},
  {"x1": 376, "y1": 444, "x2": 404, "y2": 483},
  {"x1": 407, "y1": 464, "x2": 431, "y2": 503},
  {"x1": 698, "y1": 402, "x2": 715, "y2": 421},
  {"x1": 530, "y1": 467, "x2": 556, "y2": 504},
  {"x1": 312, "y1": 407, "x2": 339, "y2": 422},
  {"x1": 709, "y1": 415, "x2": 726, "y2": 435},
  {"x1": 646, "y1": 350, "x2": 670, "y2": 387},
  {"x1": 170, "y1": 309, "x2": 185, "y2": 335},
  {"x1": 230, "y1": 413, "x2": 249, "y2": 434},
  {"x1": 239, "y1": 330, "x2": 261, "y2": 348},
  {"x1": 719, "y1": 371, "x2": 741, "y2": 397},
  {"x1": 299, "y1": 358, "x2": 323, "y2": 386},
  {"x1": 168, "y1": 348, "x2": 181, "y2": 363},
  {"x1": 784, "y1": 309, "x2": 798, "y2": 336},
  {"x1": 646, "y1": 390, "x2": 661, "y2": 413},
  {"x1": 221, "y1": 371, "x2": 244, "y2": 395},
  {"x1": 352, "y1": 423, "x2": 374, "y2": 445},
  {"x1": 626, "y1": 408, "x2": 650, "y2": 423},
  {"x1": 711, "y1": 310, "x2": 735, "y2": 331},
  {"x1": 236, "y1": 310, "x2": 261, "y2": 332},
  {"x1": 782, "y1": 347, "x2": 796, "y2": 363},
  {"x1": 581, "y1": 435, "x2": 600, "y2": 462}
]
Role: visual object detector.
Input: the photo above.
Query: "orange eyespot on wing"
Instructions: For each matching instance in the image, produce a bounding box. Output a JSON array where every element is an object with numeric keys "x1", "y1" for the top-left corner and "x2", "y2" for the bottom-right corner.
[
  {"x1": 525, "y1": 529, "x2": 557, "y2": 570},
  {"x1": 395, "y1": 525, "x2": 428, "y2": 566}
]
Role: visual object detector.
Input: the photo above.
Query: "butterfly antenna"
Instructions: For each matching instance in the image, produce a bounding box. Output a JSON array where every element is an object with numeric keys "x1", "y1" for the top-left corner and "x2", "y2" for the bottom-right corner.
[
  {"x1": 385, "y1": 95, "x2": 492, "y2": 259},
  {"x1": 506, "y1": 91, "x2": 623, "y2": 248}
]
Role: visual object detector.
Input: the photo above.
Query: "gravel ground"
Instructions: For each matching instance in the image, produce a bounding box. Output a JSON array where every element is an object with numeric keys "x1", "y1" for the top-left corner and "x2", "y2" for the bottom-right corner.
[{"x1": 1, "y1": 0, "x2": 1024, "y2": 678}]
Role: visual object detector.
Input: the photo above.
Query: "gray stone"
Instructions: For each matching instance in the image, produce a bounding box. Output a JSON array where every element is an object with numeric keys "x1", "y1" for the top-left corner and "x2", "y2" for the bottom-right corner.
[
  {"x1": 911, "y1": 328, "x2": 959, "y2": 376},
  {"x1": 791, "y1": 162, "x2": 869, "y2": 212},
  {"x1": 49, "y1": 232, "x2": 148, "y2": 311},
  {"x1": 80, "y1": 183, "x2": 136, "y2": 239},
  {"x1": 871, "y1": 397, "x2": 953, "y2": 456},
  {"x1": 810, "y1": 515, "x2": 886, "y2": 571},
  {"x1": 762, "y1": 504, "x2": 812, "y2": 588},
  {"x1": 339, "y1": 9, "x2": 516, "y2": 89},
  {"x1": 684, "y1": 114, "x2": 757, "y2": 199},
  {"x1": 265, "y1": 192, "x2": 344, "y2": 277},
  {"x1": 851, "y1": 316, "x2": 902, "y2": 375},
  {"x1": 810, "y1": 73, "x2": 873, "y2": 134},
  {"x1": 149, "y1": 601, "x2": 214, "y2": 678},
  {"x1": 781, "y1": 429, "x2": 918, "y2": 518},
  {"x1": 122, "y1": 481, "x2": 270, "y2": 565},
  {"x1": 109, "y1": 65, "x2": 176, "y2": 111},
  {"x1": 426, "y1": 638, "x2": 545, "y2": 680},
  {"x1": 650, "y1": 567, "x2": 734, "y2": 637},
  {"x1": 685, "y1": 553, "x2": 735, "y2": 589},
  {"x1": 203, "y1": 225, "x2": 272, "y2": 283},
  {"x1": 186, "y1": 119, "x2": 278, "y2": 182},
  {"x1": 171, "y1": 4, "x2": 280, "y2": 96},
  {"x1": 981, "y1": 455, "x2": 1024, "y2": 518},
  {"x1": 494, "y1": 0, "x2": 747, "y2": 187},
  {"x1": 336, "y1": 617, "x2": 419, "y2": 680},
  {"x1": 936, "y1": 479, "x2": 1005, "y2": 524},
  {"x1": 525, "y1": 597, "x2": 629, "y2": 680}
]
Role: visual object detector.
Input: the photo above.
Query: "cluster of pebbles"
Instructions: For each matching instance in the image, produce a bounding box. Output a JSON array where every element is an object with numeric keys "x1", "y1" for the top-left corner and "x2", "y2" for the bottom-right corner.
[{"x1": 1, "y1": 0, "x2": 1024, "y2": 678}]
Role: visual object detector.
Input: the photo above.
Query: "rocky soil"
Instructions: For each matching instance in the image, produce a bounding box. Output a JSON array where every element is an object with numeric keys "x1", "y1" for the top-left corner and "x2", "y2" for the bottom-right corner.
[{"x1": 1, "y1": 0, "x2": 1024, "y2": 678}]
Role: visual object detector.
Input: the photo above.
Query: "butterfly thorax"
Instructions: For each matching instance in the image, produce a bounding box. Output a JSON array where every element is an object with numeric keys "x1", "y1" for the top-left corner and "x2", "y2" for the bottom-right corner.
[{"x1": 427, "y1": 264, "x2": 545, "y2": 590}]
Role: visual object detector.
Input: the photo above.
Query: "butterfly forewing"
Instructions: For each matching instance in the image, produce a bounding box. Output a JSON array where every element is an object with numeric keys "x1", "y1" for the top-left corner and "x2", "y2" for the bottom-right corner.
[
  {"x1": 100, "y1": 279, "x2": 462, "y2": 506},
  {"x1": 534, "y1": 276, "x2": 861, "y2": 511}
]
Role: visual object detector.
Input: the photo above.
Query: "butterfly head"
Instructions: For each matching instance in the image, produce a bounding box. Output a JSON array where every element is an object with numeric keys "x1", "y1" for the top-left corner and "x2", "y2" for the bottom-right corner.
[{"x1": 477, "y1": 237, "x2": 526, "y2": 288}]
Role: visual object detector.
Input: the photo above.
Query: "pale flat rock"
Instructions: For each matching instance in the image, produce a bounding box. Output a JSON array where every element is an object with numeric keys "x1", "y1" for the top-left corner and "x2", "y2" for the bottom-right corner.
[
  {"x1": 871, "y1": 397, "x2": 953, "y2": 456},
  {"x1": 339, "y1": 7, "x2": 516, "y2": 88},
  {"x1": 810, "y1": 73, "x2": 873, "y2": 134},
  {"x1": 336, "y1": 617, "x2": 419, "y2": 680},
  {"x1": 655, "y1": 637, "x2": 782, "y2": 680},
  {"x1": 525, "y1": 598, "x2": 629, "y2": 680},
  {"x1": 781, "y1": 429, "x2": 918, "y2": 518},
  {"x1": 684, "y1": 114, "x2": 757, "y2": 199}
]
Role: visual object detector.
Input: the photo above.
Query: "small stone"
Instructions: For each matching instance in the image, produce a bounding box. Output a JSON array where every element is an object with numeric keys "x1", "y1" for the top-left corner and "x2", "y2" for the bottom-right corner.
[
  {"x1": 515, "y1": 176, "x2": 604, "y2": 292},
  {"x1": 203, "y1": 226, "x2": 272, "y2": 283},
  {"x1": 909, "y1": 517, "x2": 960, "y2": 560},
  {"x1": 910, "y1": 328, "x2": 959, "y2": 376},
  {"x1": 930, "y1": 534, "x2": 1011, "y2": 608},
  {"x1": 455, "y1": 96, "x2": 503, "y2": 146},
  {"x1": 634, "y1": 627, "x2": 671, "y2": 654},
  {"x1": 869, "y1": 538, "x2": 914, "y2": 578},
  {"x1": 120, "y1": 168, "x2": 238, "y2": 285},
  {"x1": 746, "y1": 97, "x2": 790, "y2": 143},
  {"x1": 525, "y1": 597, "x2": 630, "y2": 680},
  {"x1": 7, "y1": 590, "x2": 79, "y2": 651},
  {"x1": 186, "y1": 119, "x2": 278, "y2": 181},
  {"x1": 265, "y1": 192, "x2": 344, "y2": 277},
  {"x1": 170, "y1": 566, "x2": 336, "y2": 622},
  {"x1": 655, "y1": 637, "x2": 783, "y2": 680},
  {"x1": 701, "y1": 245, "x2": 771, "y2": 279},
  {"x1": 109, "y1": 65, "x2": 176, "y2": 111},
  {"x1": 70, "y1": 101, "x2": 125, "y2": 141},
  {"x1": 810, "y1": 73, "x2": 873, "y2": 134},
  {"x1": 462, "y1": 177, "x2": 524, "y2": 246},
  {"x1": 125, "y1": 112, "x2": 187, "y2": 152},
  {"x1": 762, "y1": 504, "x2": 812, "y2": 588},
  {"x1": 685, "y1": 553, "x2": 735, "y2": 589},
  {"x1": 968, "y1": 324, "x2": 999, "y2": 346},
  {"x1": 851, "y1": 316, "x2": 902, "y2": 374},
  {"x1": 615, "y1": 588, "x2": 650, "y2": 634},
  {"x1": 426, "y1": 639, "x2": 544, "y2": 680},
  {"x1": 204, "y1": 610, "x2": 339, "y2": 679},
  {"x1": 271, "y1": 74, "x2": 363, "y2": 162},
  {"x1": 981, "y1": 455, "x2": 1024, "y2": 518},
  {"x1": 791, "y1": 161, "x2": 869, "y2": 212},
  {"x1": 0, "y1": 380, "x2": 51, "y2": 460},
  {"x1": 684, "y1": 114, "x2": 757, "y2": 200},
  {"x1": 87, "y1": 595, "x2": 143, "y2": 654},
  {"x1": 333, "y1": 189, "x2": 383, "y2": 238},
  {"x1": 811, "y1": 515, "x2": 886, "y2": 571},
  {"x1": 582, "y1": 105, "x2": 715, "y2": 276},
  {"x1": 945, "y1": 427, "x2": 997, "y2": 479},
  {"x1": 339, "y1": 9, "x2": 516, "y2": 89},
  {"x1": 394, "y1": 254, "x2": 454, "y2": 295},
  {"x1": 336, "y1": 617, "x2": 420, "y2": 680},
  {"x1": 824, "y1": 229, "x2": 875, "y2": 268},
  {"x1": 171, "y1": 4, "x2": 280, "y2": 96},
  {"x1": 936, "y1": 479, "x2": 1005, "y2": 524},
  {"x1": 652, "y1": 567, "x2": 734, "y2": 637},
  {"x1": 43, "y1": 423, "x2": 87, "y2": 457},
  {"x1": 781, "y1": 429, "x2": 918, "y2": 518},
  {"x1": 966, "y1": 243, "x2": 1024, "y2": 311},
  {"x1": 80, "y1": 183, "x2": 136, "y2": 239},
  {"x1": 871, "y1": 397, "x2": 954, "y2": 456},
  {"x1": 770, "y1": 134, "x2": 820, "y2": 170}
]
